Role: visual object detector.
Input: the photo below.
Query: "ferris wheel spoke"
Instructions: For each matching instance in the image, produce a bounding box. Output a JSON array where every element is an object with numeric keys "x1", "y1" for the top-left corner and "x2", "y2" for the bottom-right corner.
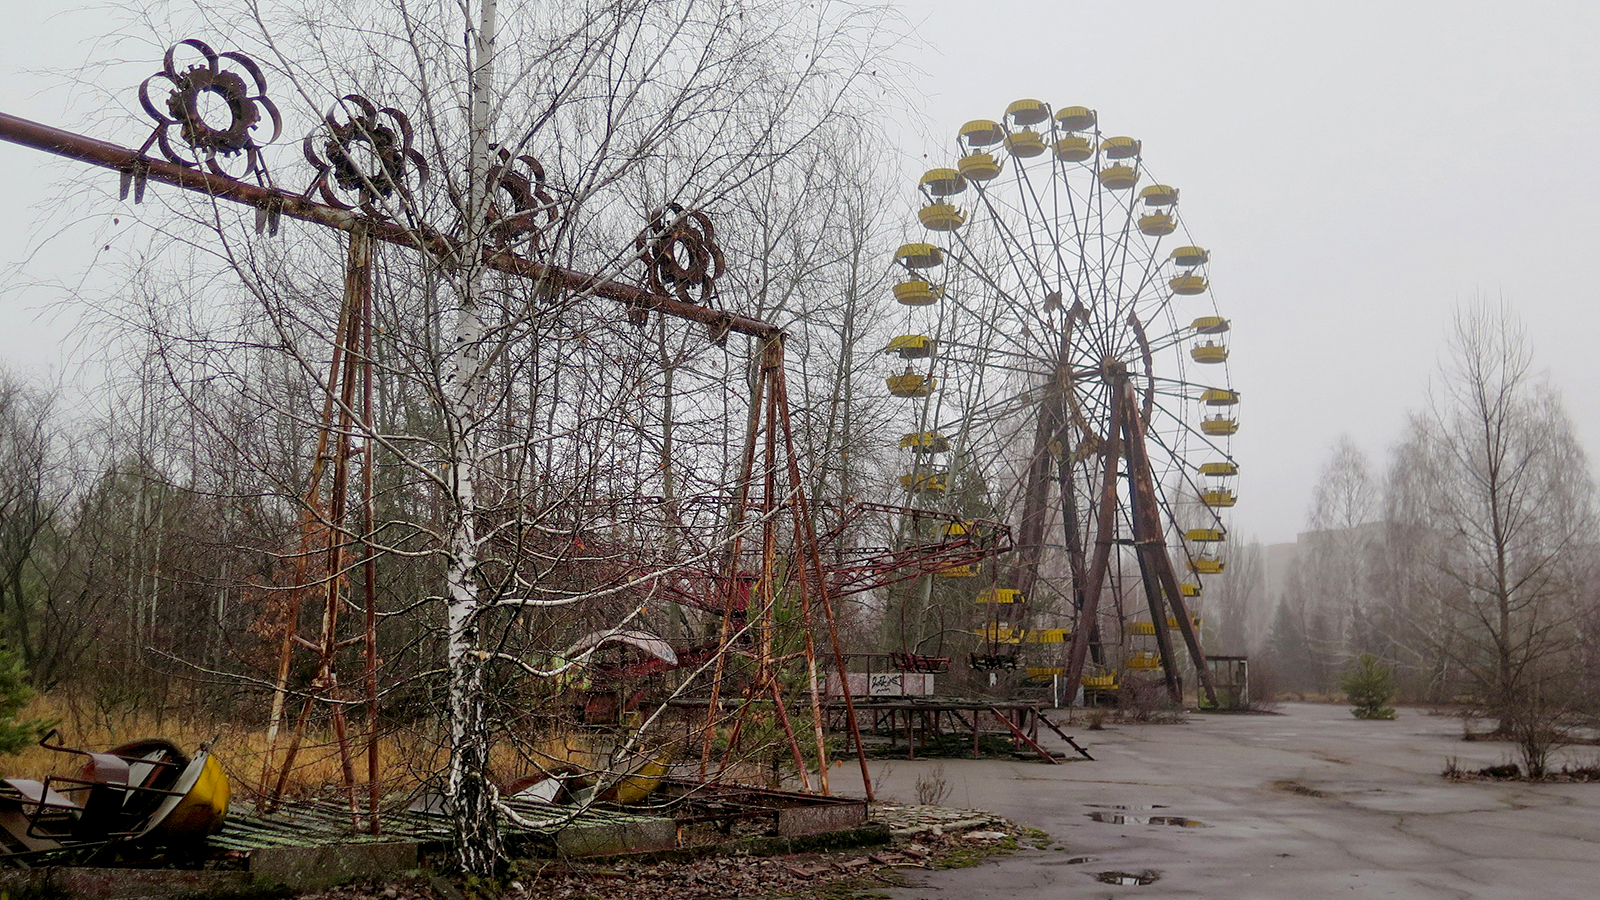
[
  {"x1": 966, "y1": 181, "x2": 1054, "y2": 289},
  {"x1": 1008, "y1": 146, "x2": 1078, "y2": 302},
  {"x1": 1104, "y1": 204, "x2": 1151, "y2": 343},
  {"x1": 1143, "y1": 326, "x2": 1197, "y2": 357},
  {"x1": 941, "y1": 250, "x2": 1058, "y2": 355}
]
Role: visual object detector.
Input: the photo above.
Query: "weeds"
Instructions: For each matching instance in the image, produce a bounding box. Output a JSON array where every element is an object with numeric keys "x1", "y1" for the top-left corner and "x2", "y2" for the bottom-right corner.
[{"x1": 913, "y1": 764, "x2": 951, "y2": 806}]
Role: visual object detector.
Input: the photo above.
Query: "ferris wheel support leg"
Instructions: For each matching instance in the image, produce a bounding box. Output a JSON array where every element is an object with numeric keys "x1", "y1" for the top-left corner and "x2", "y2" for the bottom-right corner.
[
  {"x1": 1013, "y1": 393, "x2": 1066, "y2": 610},
  {"x1": 1150, "y1": 558, "x2": 1218, "y2": 707},
  {"x1": 1061, "y1": 398, "x2": 1124, "y2": 700},
  {"x1": 1056, "y1": 452, "x2": 1105, "y2": 665},
  {"x1": 1132, "y1": 546, "x2": 1183, "y2": 703},
  {"x1": 1119, "y1": 386, "x2": 1221, "y2": 708}
]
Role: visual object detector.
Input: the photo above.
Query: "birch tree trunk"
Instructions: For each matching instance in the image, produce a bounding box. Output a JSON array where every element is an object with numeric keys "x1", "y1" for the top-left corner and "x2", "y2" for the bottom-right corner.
[{"x1": 444, "y1": 0, "x2": 500, "y2": 875}]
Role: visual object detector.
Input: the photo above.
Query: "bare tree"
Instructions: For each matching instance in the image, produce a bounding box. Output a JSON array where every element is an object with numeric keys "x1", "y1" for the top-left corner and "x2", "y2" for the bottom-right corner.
[
  {"x1": 1270, "y1": 437, "x2": 1379, "y2": 693},
  {"x1": 1410, "y1": 301, "x2": 1594, "y2": 759},
  {"x1": 1209, "y1": 535, "x2": 1262, "y2": 657},
  {"x1": 1306, "y1": 436, "x2": 1380, "y2": 659},
  {"x1": 1375, "y1": 416, "x2": 1464, "y2": 701},
  {"x1": 0, "y1": 373, "x2": 64, "y2": 678}
]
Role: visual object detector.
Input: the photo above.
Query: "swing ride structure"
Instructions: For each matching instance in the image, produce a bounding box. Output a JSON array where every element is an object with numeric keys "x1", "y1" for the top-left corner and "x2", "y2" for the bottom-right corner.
[
  {"x1": 0, "y1": 37, "x2": 899, "y2": 836},
  {"x1": 883, "y1": 100, "x2": 1239, "y2": 706}
]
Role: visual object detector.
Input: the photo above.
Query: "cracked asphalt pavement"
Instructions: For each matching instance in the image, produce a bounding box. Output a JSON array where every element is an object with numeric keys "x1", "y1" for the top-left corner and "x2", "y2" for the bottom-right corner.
[{"x1": 828, "y1": 702, "x2": 1600, "y2": 899}]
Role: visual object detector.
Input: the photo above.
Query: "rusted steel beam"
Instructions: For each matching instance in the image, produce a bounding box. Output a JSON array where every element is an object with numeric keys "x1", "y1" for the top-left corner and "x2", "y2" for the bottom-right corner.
[
  {"x1": 1034, "y1": 712, "x2": 1093, "y2": 759},
  {"x1": 0, "y1": 110, "x2": 782, "y2": 339},
  {"x1": 1120, "y1": 381, "x2": 1220, "y2": 708},
  {"x1": 1061, "y1": 393, "x2": 1124, "y2": 696},
  {"x1": 987, "y1": 706, "x2": 1059, "y2": 764}
]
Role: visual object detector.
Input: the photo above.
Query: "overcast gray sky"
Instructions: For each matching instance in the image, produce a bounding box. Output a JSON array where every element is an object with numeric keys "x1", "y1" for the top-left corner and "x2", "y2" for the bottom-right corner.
[{"x1": 1, "y1": 2, "x2": 1597, "y2": 544}]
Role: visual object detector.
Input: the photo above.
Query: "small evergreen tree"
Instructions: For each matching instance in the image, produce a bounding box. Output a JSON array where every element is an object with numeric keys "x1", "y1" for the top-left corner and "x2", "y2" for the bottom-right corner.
[
  {"x1": 1339, "y1": 653, "x2": 1397, "y2": 720},
  {"x1": 0, "y1": 643, "x2": 50, "y2": 754}
]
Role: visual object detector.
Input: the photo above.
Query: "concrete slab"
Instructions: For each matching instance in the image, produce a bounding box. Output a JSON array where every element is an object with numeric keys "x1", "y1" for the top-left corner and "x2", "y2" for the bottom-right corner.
[
  {"x1": 827, "y1": 702, "x2": 1600, "y2": 899},
  {"x1": 249, "y1": 840, "x2": 419, "y2": 888},
  {"x1": 0, "y1": 868, "x2": 253, "y2": 900},
  {"x1": 553, "y1": 816, "x2": 677, "y2": 856}
]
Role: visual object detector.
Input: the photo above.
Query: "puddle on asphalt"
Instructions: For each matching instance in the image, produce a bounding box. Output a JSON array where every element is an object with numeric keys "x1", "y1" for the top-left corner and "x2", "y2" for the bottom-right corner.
[
  {"x1": 1086, "y1": 803, "x2": 1169, "y2": 810},
  {"x1": 1085, "y1": 811, "x2": 1206, "y2": 827},
  {"x1": 1095, "y1": 870, "x2": 1159, "y2": 885}
]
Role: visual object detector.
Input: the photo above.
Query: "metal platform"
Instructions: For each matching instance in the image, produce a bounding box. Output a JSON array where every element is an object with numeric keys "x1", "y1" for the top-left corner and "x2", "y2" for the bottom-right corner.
[{"x1": 824, "y1": 697, "x2": 1093, "y2": 764}]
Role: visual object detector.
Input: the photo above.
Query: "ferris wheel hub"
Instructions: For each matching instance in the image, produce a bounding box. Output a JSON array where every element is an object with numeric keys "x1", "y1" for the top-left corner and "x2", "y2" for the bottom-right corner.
[{"x1": 1098, "y1": 356, "x2": 1128, "y2": 382}]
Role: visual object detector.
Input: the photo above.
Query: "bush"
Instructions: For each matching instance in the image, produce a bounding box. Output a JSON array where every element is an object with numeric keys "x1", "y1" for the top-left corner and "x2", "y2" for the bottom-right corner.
[
  {"x1": 1339, "y1": 654, "x2": 1397, "y2": 720},
  {"x1": 0, "y1": 643, "x2": 53, "y2": 755}
]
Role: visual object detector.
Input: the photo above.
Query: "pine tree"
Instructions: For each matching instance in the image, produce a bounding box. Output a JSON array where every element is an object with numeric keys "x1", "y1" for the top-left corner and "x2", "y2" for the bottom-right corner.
[
  {"x1": 1340, "y1": 653, "x2": 1398, "y2": 720},
  {"x1": 0, "y1": 642, "x2": 49, "y2": 754}
]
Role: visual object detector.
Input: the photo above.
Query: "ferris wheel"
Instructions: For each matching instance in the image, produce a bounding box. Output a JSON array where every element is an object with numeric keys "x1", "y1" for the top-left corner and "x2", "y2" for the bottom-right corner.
[{"x1": 882, "y1": 99, "x2": 1238, "y2": 704}]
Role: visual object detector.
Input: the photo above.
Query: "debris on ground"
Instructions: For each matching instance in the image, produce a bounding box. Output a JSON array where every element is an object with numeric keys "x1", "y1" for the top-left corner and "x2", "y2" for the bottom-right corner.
[{"x1": 296, "y1": 804, "x2": 1023, "y2": 900}]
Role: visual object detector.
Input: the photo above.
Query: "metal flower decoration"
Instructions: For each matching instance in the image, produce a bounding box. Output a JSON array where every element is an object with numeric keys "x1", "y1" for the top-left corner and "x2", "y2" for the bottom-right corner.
[
  {"x1": 486, "y1": 147, "x2": 558, "y2": 253},
  {"x1": 636, "y1": 205, "x2": 725, "y2": 306},
  {"x1": 138, "y1": 39, "x2": 282, "y2": 182},
  {"x1": 302, "y1": 95, "x2": 428, "y2": 217}
]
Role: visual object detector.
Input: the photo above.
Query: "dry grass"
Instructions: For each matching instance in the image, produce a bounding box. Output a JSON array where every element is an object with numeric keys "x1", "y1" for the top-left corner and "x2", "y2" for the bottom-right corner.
[{"x1": 2, "y1": 693, "x2": 611, "y2": 804}]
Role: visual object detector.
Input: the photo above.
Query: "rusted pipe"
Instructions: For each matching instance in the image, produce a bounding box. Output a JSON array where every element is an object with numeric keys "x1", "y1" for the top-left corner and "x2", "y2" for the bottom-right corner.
[{"x1": 0, "y1": 110, "x2": 783, "y2": 339}]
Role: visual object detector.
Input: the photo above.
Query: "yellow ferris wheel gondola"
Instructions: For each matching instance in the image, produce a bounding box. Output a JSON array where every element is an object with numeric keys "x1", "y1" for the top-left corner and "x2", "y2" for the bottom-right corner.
[
  {"x1": 900, "y1": 471, "x2": 948, "y2": 493},
  {"x1": 900, "y1": 431, "x2": 949, "y2": 453},
  {"x1": 918, "y1": 203, "x2": 966, "y2": 231},
  {"x1": 958, "y1": 119, "x2": 1005, "y2": 181},
  {"x1": 887, "y1": 368, "x2": 935, "y2": 398},
  {"x1": 1127, "y1": 651, "x2": 1162, "y2": 670},
  {"x1": 919, "y1": 167, "x2": 966, "y2": 196},
  {"x1": 894, "y1": 279, "x2": 942, "y2": 307},
  {"x1": 1053, "y1": 105, "x2": 1096, "y2": 132},
  {"x1": 1054, "y1": 135, "x2": 1093, "y2": 162},
  {"x1": 895, "y1": 242, "x2": 943, "y2": 269},
  {"x1": 976, "y1": 587, "x2": 1023, "y2": 604},
  {"x1": 978, "y1": 622, "x2": 1019, "y2": 642},
  {"x1": 1138, "y1": 212, "x2": 1176, "y2": 236},
  {"x1": 886, "y1": 334, "x2": 936, "y2": 359}
]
